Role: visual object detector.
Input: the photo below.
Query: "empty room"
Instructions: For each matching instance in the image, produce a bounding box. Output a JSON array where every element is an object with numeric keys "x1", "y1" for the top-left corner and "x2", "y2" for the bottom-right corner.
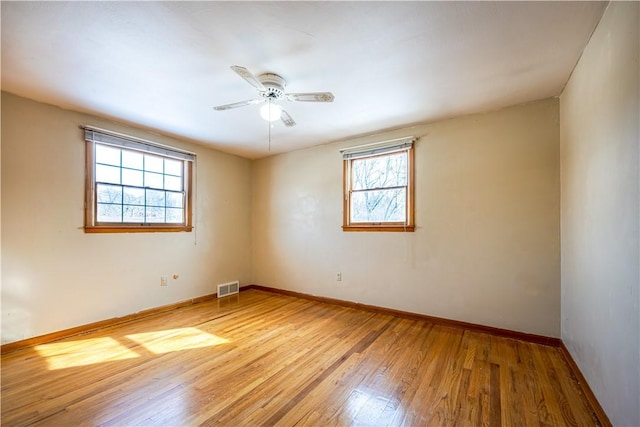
[{"x1": 1, "y1": 1, "x2": 638, "y2": 426}]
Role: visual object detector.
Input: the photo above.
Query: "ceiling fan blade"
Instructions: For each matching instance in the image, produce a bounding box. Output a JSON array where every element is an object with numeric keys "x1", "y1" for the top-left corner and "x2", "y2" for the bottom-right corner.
[
  {"x1": 213, "y1": 99, "x2": 264, "y2": 111},
  {"x1": 231, "y1": 65, "x2": 266, "y2": 91},
  {"x1": 286, "y1": 92, "x2": 334, "y2": 102},
  {"x1": 280, "y1": 110, "x2": 296, "y2": 127}
]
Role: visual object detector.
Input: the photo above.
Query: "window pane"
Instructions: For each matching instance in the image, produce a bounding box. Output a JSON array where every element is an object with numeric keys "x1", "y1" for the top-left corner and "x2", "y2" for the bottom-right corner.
[
  {"x1": 144, "y1": 172, "x2": 163, "y2": 189},
  {"x1": 97, "y1": 203, "x2": 122, "y2": 222},
  {"x1": 352, "y1": 152, "x2": 407, "y2": 191},
  {"x1": 88, "y1": 139, "x2": 190, "y2": 230},
  {"x1": 146, "y1": 189, "x2": 165, "y2": 207},
  {"x1": 146, "y1": 206, "x2": 165, "y2": 223},
  {"x1": 123, "y1": 187, "x2": 144, "y2": 205},
  {"x1": 351, "y1": 188, "x2": 406, "y2": 223},
  {"x1": 145, "y1": 155, "x2": 163, "y2": 173},
  {"x1": 122, "y1": 168, "x2": 143, "y2": 187},
  {"x1": 165, "y1": 175, "x2": 182, "y2": 191},
  {"x1": 123, "y1": 205, "x2": 145, "y2": 223},
  {"x1": 166, "y1": 192, "x2": 184, "y2": 208},
  {"x1": 96, "y1": 164, "x2": 121, "y2": 184},
  {"x1": 165, "y1": 159, "x2": 182, "y2": 176},
  {"x1": 166, "y1": 208, "x2": 184, "y2": 223},
  {"x1": 122, "y1": 150, "x2": 143, "y2": 170},
  {"x1": 96, "y1": 184, "x2": 122, "y2": 204},
  {"x1": 95, "y1": 145, "x2": 120, "y2": 166}
]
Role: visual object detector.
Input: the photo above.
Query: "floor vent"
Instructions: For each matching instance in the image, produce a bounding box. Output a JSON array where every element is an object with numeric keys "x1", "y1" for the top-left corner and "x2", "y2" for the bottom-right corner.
[{"x1": 217, "y1": 281, "x2": 239, "y2": 298}]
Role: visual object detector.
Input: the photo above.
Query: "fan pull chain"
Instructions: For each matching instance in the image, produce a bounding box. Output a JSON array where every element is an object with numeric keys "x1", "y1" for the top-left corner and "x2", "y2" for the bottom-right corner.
[{"x1": 268, "y1": 101, "x2": 272, "y2": 152}]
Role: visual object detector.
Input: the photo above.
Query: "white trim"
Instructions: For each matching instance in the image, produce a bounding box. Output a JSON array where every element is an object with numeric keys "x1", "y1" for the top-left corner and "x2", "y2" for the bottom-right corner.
[
  {"x1": 83, "y1": 126, "x2": 196, "y2": 162},
  {"x1": 340, "y1": 136, "x2": 415, "y2": 160}
]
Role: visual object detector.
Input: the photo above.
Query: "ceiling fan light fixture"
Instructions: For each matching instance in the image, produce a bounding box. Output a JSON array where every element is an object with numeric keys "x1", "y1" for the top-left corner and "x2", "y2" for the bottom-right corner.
[
  {"x1": 260, "y1": 103, "x2": 282, "y2": 122},
  {"x1": 213, "y1": 66, "x2": 333, "y2": 129}
]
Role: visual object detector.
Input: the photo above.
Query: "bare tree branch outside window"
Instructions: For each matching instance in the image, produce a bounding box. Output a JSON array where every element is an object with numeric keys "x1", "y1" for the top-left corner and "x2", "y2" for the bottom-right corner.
[
  {"x1": 94, "y1": 144, "x2": 185, "y2": 224},
  {"x1": 350, "y1": 152, "x2": 407, "y2": 223}
]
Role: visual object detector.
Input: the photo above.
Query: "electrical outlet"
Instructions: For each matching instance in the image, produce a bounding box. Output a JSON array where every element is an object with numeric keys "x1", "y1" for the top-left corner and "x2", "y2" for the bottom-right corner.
[
  {"x1": 336, "y1": 272, "x2": 342, "y2": 282},
  {"x1": 160, "y1": 276, "x2": 168, "y2": 286}
]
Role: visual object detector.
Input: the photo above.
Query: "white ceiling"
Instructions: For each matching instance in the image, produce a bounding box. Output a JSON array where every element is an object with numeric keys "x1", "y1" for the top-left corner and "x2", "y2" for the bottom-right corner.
[{"x1": 1, "y1": 1, "x2": 606, "y2": 159}]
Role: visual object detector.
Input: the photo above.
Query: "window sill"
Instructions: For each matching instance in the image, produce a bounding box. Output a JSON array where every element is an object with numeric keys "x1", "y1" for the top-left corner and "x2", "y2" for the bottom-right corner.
[
  {"x1": 85, "y1": 225, "x2": 193, "y2": 233},
  {"x1": 342, "y1": 225, "x2": 415, "y2": 232}
]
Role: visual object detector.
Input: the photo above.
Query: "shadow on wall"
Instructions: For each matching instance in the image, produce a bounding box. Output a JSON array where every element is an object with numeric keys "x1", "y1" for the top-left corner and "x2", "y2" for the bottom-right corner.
[{"x1": 2, "y1": 282, "x2": 33, "y2": 344}]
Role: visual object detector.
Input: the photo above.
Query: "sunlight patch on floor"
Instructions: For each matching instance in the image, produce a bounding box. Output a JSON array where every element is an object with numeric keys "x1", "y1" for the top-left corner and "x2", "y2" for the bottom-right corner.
[
  {"x1": 35, "y1": 337, "x2": 140, "y2": 370},
  {"x1": 345, "y1": 387, "x2": 404, "y2": 423},
  {"x1": 126, "y1": 327, "x2": 230, "y2": 354}
]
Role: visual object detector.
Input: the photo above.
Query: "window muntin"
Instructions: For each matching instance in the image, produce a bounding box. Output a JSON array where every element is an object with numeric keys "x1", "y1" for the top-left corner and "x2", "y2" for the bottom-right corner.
[
  {"x1": 350, "y1": 151, "x2": 408, "y2": 223},
  {"x1": 342, "y1": 139, "x2": 414, "y2": 232},
  {"x1": 85, "y1": 128, "x2": 193, "y2": 233}
]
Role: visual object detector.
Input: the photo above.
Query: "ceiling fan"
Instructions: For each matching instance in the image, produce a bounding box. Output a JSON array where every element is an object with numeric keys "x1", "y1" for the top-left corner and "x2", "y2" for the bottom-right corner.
[{"x1": 213, "y1": 66, "x2": 335, "y2": 128}]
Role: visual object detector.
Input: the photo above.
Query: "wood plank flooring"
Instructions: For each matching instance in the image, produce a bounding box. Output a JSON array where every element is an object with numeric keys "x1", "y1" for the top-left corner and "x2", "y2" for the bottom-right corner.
[{"x1": 1, "y1": 289, "x2": 600, "y2": 426}]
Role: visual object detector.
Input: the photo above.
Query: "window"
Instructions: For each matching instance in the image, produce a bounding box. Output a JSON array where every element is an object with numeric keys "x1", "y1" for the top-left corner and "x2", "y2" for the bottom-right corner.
[
  {"x1": 84, "y1": 127, "x2": 195, "y2": 233},
  {"x1": 342, "y1": 137, "x2": 415, "y2": 232}
]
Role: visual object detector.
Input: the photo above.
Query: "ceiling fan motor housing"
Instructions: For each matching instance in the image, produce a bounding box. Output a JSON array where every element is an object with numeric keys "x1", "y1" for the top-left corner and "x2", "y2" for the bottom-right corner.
[{"x1": 258, "y1": 73, "x2": 286, "y2": 100}]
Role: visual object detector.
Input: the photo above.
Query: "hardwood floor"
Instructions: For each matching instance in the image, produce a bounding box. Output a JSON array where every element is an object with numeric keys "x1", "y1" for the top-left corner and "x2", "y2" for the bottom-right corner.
[{"x1": 2, "y1": 289, "x2": 599, "y2": 426}]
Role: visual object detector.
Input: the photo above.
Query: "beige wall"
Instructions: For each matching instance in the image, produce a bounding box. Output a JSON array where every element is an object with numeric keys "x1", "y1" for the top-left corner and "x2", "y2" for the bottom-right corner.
[
  {"x1": 1, "y1": 92, "x2": 253, "y2": 343},
  {"x1": 560, "y1": 2, "x2": 640, "y2": 426},
  {"x1": 252, "y1": 98, "x2": 561, "y2": 337}
]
